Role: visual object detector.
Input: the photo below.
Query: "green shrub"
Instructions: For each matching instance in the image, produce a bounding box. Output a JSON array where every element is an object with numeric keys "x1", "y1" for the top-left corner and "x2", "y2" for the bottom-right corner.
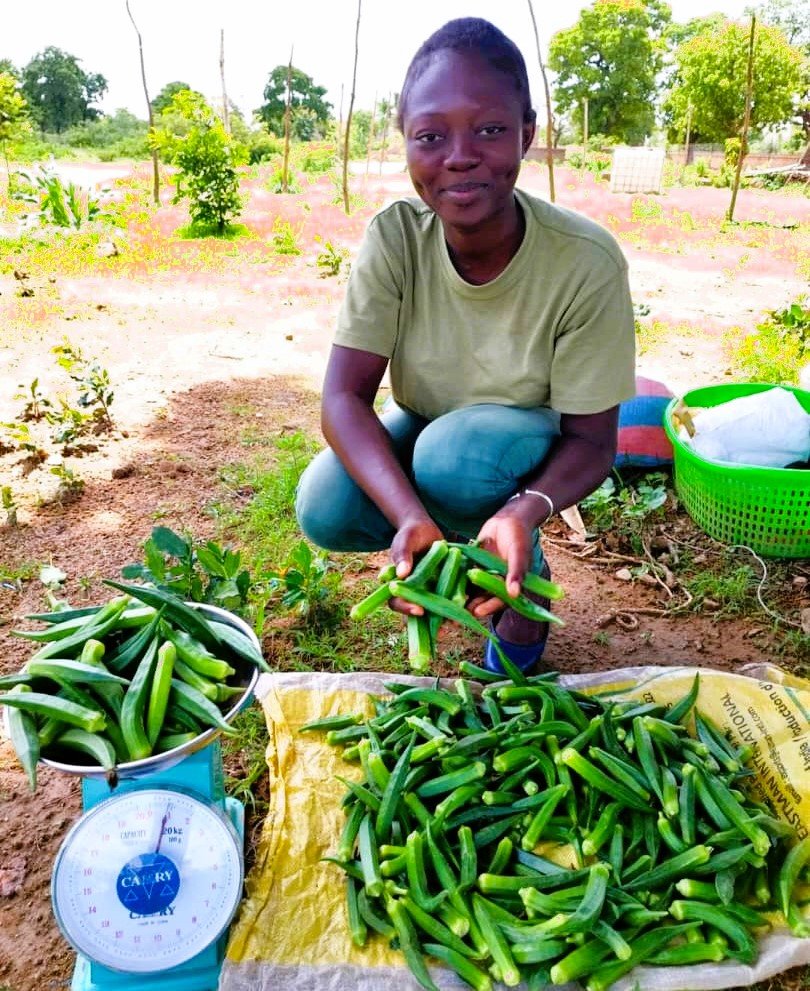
[
  {"x1": 299, "y1": 144, "x2": 335, "y2": 173},
  {"x1": 727, "y1": 299, "x2": 810, "y2": 384},
  {"x1": 153, "y1": 92, "x2": 242, "y2": 233},
  {"x1": 248, "y1": 132, "x2": 283, "y2": 164}
]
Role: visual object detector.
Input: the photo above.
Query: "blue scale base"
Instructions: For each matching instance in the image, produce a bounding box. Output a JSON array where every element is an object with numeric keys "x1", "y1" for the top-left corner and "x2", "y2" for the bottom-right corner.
[{"x1": 69, "y1": 742, "x2": 244, "y2": 991}]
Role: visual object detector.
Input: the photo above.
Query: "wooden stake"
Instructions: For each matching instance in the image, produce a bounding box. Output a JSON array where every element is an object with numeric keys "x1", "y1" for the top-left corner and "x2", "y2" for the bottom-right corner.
[
  {"x1": 282, "y1": 48, "x2": 293, "y2": 194},
  {"x1": 526, "y1": 0, "x2": 555, "y2": 202},
  {"x1": 727, "y1": 15, "x2": 756, "y2": 223},
  {"x1": 342, "y1": 0, "x2": 362, "y2": 214},
  {"x1": 220, "y1": 29, "x2": 230, "y2": 135},
  {"x1": 124, "y1": 0, "x2": 160, "y2": 206}
]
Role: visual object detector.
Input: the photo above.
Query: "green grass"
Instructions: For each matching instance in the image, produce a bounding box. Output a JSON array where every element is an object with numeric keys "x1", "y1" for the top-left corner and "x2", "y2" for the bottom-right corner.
[
  {"x1": 0, "y1": 560, "x2": 39, "y2": 584},
  {"x1": 176, "y1": 221, "x2": 252, "y2": 240},
  {"x1": 682, "y1": 564, "x2": 759, "y2": 617},
  {"x1": 214, "y1": 430, "x2": 321, "y2": 572}
]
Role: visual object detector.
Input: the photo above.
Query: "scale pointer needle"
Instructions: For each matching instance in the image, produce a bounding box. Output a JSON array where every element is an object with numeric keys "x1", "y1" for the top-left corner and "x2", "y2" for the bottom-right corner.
[{"x1": 154, "y1": 800, "x2": 173, "y2": 854}]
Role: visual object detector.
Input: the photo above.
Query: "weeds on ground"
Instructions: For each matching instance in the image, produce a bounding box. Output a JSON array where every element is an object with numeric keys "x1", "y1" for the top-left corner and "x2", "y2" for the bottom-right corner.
[{"x1": 579, "y1": 471, "x2": 669, "y2": 538}]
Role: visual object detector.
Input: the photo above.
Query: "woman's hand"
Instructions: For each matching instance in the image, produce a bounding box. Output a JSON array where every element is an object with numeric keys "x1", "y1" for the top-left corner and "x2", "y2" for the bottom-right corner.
[
  {"x1": 468, "y1": 511, "x2": 535, "y2": 619},
  {"x1": 388, "y1": 516, "x2": 445, "y2": 615}
]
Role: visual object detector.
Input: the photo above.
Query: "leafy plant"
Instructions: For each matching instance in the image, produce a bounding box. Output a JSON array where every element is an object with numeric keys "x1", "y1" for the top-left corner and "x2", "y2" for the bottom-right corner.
[
  {"x1": 314, "y1": 235, "x2": 350, "y2": 278},
  {"x1": 122, "y1": 525, "x2": 253, "y2": 616},
  {"x1": 52, "y1": 341, "x2": 115, "y2": 432},
  {"x1": 13, "y1": 378, "x2": 52, "y2": 421},
  {"x1": 17, "y1": 169, "x2": 102, "y2": 228},
  {"x1": 728, "y1": 298, "x2": 810, "y2": 385},
  {"x1": 2, "y1": 486, "x2": 17, "y2": 526},
  {"x1": 580, "y1": 471, "x2": 669, "y2": 533},
  {"x1": 50, "y1": 462, "x2": 84, "y2": 503},
  {"x1": 269, "y1": 166, "x2": 301, "y2": 194},
  {"x1": 271, "y1": 218, "x2": 301, "y2": 255},
  {"x1": 265, "y1": 539, "x2": 338, "y2": 618},
  {"x1": 0, "y1": 419, "x2": 45, "y2": 455}
]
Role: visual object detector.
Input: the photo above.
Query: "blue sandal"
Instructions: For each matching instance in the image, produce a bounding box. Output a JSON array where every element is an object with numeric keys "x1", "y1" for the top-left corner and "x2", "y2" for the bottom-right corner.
[
  {"x1": 483, "y1": 562, "x2": 552, "y2": 675},
  {"x1": 484, "y1": 631, "x2": 548, "y2": 674}
]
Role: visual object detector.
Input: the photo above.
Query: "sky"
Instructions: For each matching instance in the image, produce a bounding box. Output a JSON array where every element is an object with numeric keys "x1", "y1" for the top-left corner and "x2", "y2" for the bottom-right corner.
[{"x1": 3, "y1": 0, "x2": 757, "y2": 122}]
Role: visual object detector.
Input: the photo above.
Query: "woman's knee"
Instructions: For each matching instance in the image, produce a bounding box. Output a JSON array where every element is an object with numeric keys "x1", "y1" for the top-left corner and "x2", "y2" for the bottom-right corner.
[
  {"x1": 295, "y1": 449, "x2": 356, "y2": 549},
  {"x1": 412, "y1": 404, "x2": 560, "y2": 512},
  {"x1": 295, "y1": 448, "x2": 393, "y2": 552}
]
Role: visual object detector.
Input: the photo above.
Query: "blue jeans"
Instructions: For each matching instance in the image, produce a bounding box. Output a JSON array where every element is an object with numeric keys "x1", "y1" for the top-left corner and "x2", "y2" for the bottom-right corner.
[{"x1": 295, "y1": 402, "x2": 560, "y2": 574}]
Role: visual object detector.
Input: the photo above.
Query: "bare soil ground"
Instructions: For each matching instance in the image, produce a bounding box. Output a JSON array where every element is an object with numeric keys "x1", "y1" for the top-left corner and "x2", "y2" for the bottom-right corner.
[{"x1": 0, "y1": 162, "x2": 808, "y2": 991}]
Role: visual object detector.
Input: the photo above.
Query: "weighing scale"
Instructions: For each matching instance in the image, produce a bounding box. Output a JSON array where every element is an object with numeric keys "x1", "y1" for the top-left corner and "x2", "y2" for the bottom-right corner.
[
  {"x1": 51, "y1": 742, "x2": 245, "y2": 991},
  {"x1": 46, "y1": 603, "x2": 261, "y2": 991}
]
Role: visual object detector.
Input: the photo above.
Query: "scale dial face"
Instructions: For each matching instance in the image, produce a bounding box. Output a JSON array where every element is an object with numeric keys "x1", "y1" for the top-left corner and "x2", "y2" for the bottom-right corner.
[{"x1": 52, "y1": 788, "x2": 243, "y2": 973}]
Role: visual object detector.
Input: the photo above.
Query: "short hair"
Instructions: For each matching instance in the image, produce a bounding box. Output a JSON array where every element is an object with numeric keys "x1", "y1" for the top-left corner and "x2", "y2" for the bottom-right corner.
[{"x1": 397, "y1": 18, "x2": 535, "y2": 131}]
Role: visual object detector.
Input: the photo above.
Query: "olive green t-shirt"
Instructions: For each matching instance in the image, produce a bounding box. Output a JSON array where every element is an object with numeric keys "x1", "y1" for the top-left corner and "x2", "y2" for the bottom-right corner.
[{"x1": 334, "y1": 187, "x2": 636, "y2": 420}]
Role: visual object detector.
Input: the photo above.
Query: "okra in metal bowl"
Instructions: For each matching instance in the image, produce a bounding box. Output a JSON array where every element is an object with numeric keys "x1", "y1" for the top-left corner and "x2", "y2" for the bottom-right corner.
[{"x1": 1, "y1": 585, "x2": 265, "y2": 785}]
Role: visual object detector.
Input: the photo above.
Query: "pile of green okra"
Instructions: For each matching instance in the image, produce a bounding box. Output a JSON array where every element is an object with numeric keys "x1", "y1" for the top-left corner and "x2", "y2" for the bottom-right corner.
[
  {"x1": 0, "y1": 580, "x2": 266, "y2": 788},
  {"x1": 350, "y1": 540, "x2": 566, "y2": 673},
  {"x1": 301, "y1": 669, "x2": 810, "y2": 991}
]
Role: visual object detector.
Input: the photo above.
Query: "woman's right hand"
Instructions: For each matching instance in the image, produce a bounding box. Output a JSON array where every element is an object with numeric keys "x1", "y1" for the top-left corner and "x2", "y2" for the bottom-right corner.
[{"x1": 388, "y1": 516, "x2": 444, "y2": 615}]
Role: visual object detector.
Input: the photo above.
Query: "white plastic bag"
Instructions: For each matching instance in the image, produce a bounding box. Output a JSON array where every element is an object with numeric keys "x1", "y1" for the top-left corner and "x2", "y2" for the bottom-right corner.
[{"x1": 680, "y1": 387, "x2": 810, "y2": 468}]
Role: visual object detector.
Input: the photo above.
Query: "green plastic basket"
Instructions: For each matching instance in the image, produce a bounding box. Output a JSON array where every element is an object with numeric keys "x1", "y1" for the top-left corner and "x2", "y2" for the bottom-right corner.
[{"x1": 663, "y1": 383, "x2": 810, "y2": 558}]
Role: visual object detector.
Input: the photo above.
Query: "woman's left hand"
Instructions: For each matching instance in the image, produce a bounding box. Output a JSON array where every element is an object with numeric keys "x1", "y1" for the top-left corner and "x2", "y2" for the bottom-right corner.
[{"x1": 468, "y1": 512, "x2": 534, "y2": 619}]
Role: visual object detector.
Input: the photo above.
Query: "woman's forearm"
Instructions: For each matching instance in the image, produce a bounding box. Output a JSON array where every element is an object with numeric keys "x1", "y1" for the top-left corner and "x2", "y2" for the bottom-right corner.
[
  {"x1": 504, "y1": 410, "x2": 618, "y2": 530},
  {"x1": 322, "y1": 392, "x2": 430, "y2": 529}
]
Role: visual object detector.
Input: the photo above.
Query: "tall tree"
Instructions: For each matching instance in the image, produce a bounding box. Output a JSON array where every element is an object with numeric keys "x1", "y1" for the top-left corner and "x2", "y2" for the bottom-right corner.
[
  {"x1": 21, "y1": 46, "x2": 107, "y2": 132},
  {"x1": 342, "y1": 0, "x2": 362, "y2": 214},
  {"x1": 749, "y1": 0, "x2": 809, "y2": 48},
  {"x1": 548, "y1": 0, "x2": 671, "y2": 145},
  {"x1": 125, "y1": 0, "x2": 160, "y2": 206},
  {"x1": 255, "y1": 65, "x2": 332, "y2": 139},
  {"x1": 152, "y1": 81, "x2": 197, "y2": 115},
  {"x1": 663, "y1": 18, "x2": 805, "y2": 142},
  {"x1": 750, "y1": 0, "x2": 810, "y2": 140}
]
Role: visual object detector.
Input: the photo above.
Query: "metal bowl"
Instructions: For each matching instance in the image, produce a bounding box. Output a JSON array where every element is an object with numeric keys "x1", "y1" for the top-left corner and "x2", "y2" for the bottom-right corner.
[{"x1": 37, "y1": 602, "x2": 261, "y2": 781}]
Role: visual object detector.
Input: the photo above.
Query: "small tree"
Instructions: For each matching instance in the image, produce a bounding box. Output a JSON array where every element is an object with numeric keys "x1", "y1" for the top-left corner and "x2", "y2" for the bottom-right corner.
[
  {"x1": 255, "y1": 65, "x2": 332, "y2": 139},
  {"x1": 0, "y1": 71, "x2": 30, "y2": 186},
  {"x1": 153, "y1": 91, "x2": 241, "y2": 233}
]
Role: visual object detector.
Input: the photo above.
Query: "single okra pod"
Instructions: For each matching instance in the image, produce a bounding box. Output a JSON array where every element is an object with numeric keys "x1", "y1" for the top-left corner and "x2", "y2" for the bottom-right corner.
[
  {"x1": 669, "y1": 899, "x2": 757, "y2": 964},
  {"x1": 385, "y1": 896, "x2": 441, "y2": 991},
  {"x1": 349, "y1": 581, "x2": 394, "y2": 621},
  {"x1": 465, "y1": 569, "x2": 563, "y2": 625},
  {"x1": 422, "y1": 942, "x2": 493, "y2": 991},
  {"x1": 358, "y1": 813, "x2": 383, "y2": 897},
  {"x1": 449, "y1": 543, "x2": 565, "y2": 600},
  {"x1": 5, "y1": 685, "x2": 39, "y2": 790},
  {"x1": 559, "y1": 748, "x2": 649, "y2": 811},
  {"x1": 403, "y1": 539, "x2": 449, "y2": 587},
  {"x1": 777, "y1": 836, "x2": 810, "y2": 920},
  {"x1": 471, "y1": 894, "x2": 521, "y2": 987},
  {"x1": 624, "y1": 843, "x2": 713, "y2": 891}
]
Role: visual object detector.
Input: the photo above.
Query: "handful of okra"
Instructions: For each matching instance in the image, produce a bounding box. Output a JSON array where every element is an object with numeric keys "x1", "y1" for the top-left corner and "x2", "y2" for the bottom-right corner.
[
  {"x1": 1, "y1": 580, "x2": 266, "y2": 789},
  {"x1": 301, "y1": 670, "x2": 810, "y2": 991},
  {"x1": 350, "y1": 540, "x2": 566, "y2": 673}
]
